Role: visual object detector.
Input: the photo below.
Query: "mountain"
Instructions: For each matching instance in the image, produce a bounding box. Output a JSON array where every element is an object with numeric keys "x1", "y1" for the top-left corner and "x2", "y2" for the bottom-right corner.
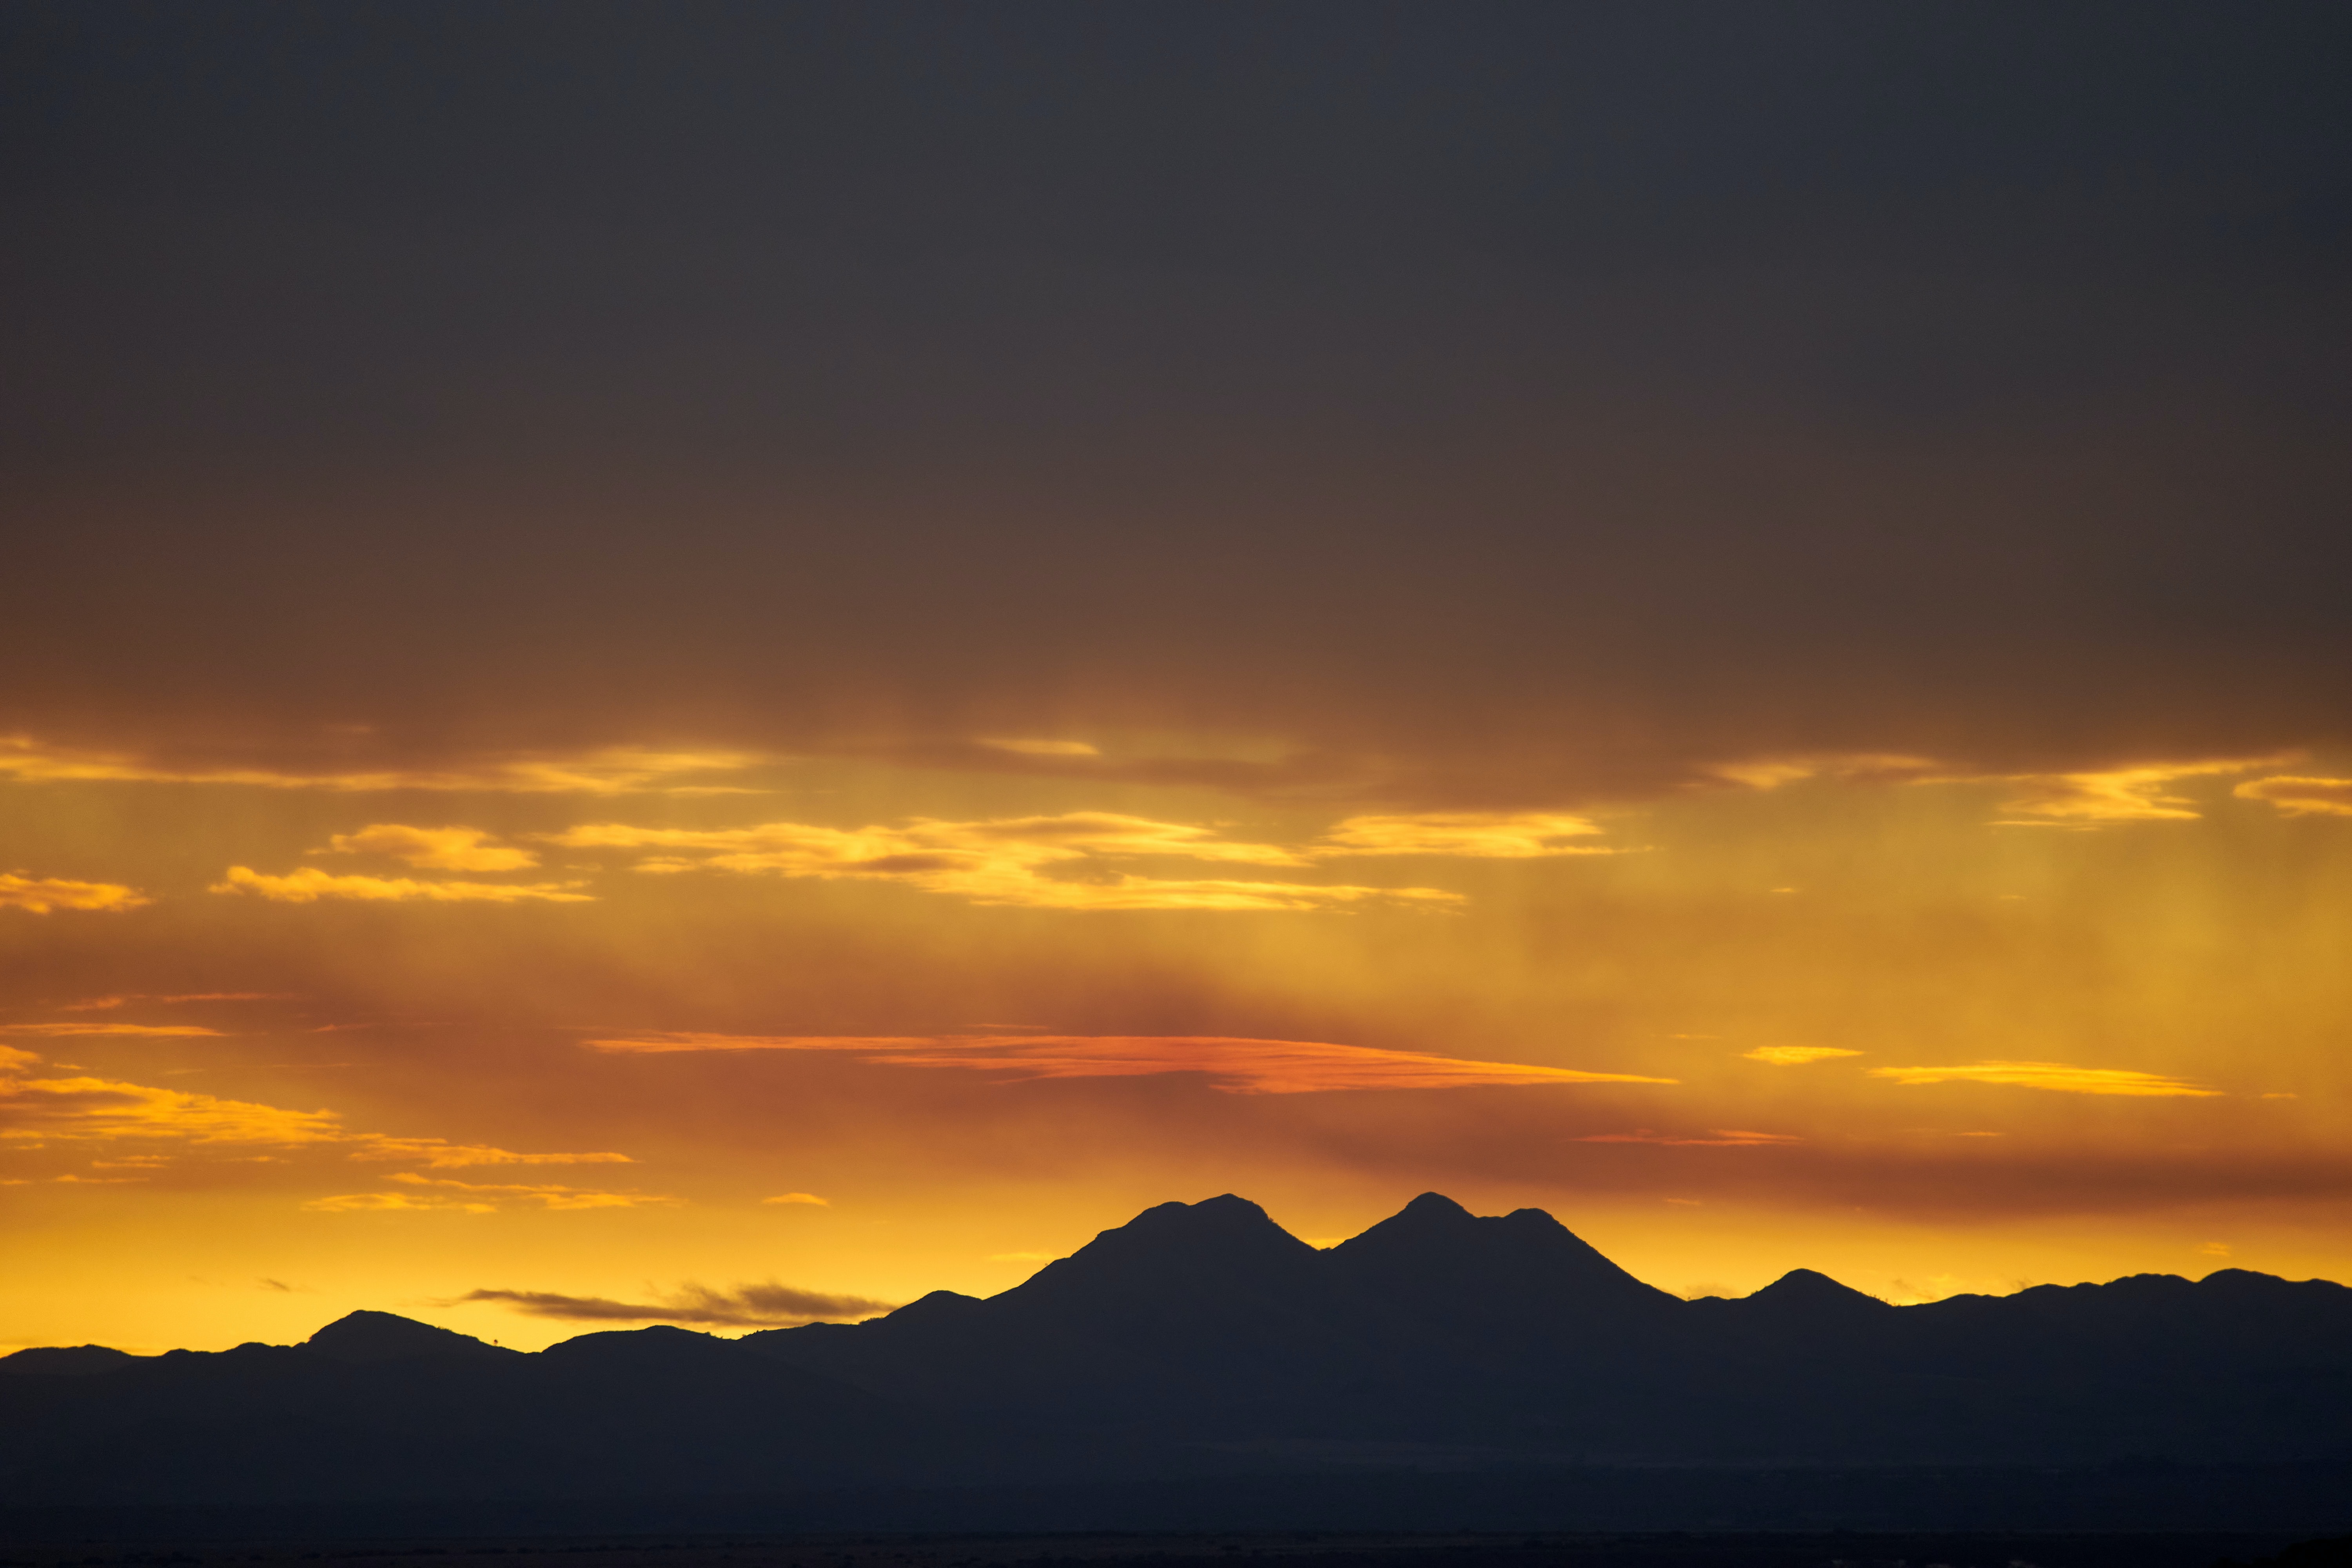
[{"x1": 5, "y1": 1191, "x2": 2350, "y2": 1513}]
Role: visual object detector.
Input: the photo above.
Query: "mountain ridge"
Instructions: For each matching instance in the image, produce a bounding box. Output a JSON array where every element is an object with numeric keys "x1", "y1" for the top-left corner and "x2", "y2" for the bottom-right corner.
[{"x1": 5, "y1": 1191, "x2": 2349, "y2": 1506}]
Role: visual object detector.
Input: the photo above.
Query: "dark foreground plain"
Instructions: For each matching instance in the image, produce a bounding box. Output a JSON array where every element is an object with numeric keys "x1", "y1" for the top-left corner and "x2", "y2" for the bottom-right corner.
[{"x1": 1, "y1": 1531, "x2": 2347, "y2": 1568}]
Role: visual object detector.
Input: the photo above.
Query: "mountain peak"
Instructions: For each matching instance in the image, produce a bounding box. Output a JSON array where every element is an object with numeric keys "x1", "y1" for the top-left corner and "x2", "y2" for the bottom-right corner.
[
  {"x1": 303, "y1": 1310, "x2": 517, "y2": 1363},
  {"x1": 1396, "y1": 1191, "x2": 1474, "y2": 1221},
  {"x1": 1744, "y1": 1269, "x2": 1891, "y2": 1313}
]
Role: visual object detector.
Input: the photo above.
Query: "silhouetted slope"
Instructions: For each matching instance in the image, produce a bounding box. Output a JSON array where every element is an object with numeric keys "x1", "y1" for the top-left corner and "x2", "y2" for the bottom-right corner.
[
  {"x1": 0, "y1": 1318, "x2": 935, "y2": 1506},
  {"x1": 301, "y1": 1309, "x2": 523, "y2": 1364},
  {"x1": 0, "y1": 1345, "x2": 144, "y2": 1377},
  {"x1": 745, "y1": 1194, "x2": 1350, "y2": 1427}
]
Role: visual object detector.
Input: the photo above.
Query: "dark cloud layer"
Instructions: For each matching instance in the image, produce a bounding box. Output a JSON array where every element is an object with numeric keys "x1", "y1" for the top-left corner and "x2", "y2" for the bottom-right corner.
[
  {"x1": 5, "y1": 3, "x2": 2350, "y2": 796},
  {"x1": 452, "y1": 1282, "x2": 897, "y2": 1328}
]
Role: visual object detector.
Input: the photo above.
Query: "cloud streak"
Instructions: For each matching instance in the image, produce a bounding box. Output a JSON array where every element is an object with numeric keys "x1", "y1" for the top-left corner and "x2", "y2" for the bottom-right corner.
[
  {"x1": 2235, "y1": 775, "x2": 2352, "y2": 818},
  {"x1": 449, "y1": 1281, "x2": 896, "y2": 1326},
  {"x1": 0, "y1": 873, "x2": 149, "y2": 914},
  {"x1": 1312, "y1": 811, "x2": 1622, "y2": 857},
  {"x1": 0, "y1": 736, "x2": 761, "y2": 795},
  {"x1": 212, "y1": 866, "x2": 592, "y2": 904},
  {"x1": 319, "y1": 824, "x2": 540, "y2": 871},
  {"x1": 582, "y1": 1031, "x2": 1676, "y2": 1094},
  {"x1": 1866, "y1": 1060, "x2": 2222, "y2": 1097},
  {"x1": 550, "y1": 811, "x2": 1466, "y2": 911}
]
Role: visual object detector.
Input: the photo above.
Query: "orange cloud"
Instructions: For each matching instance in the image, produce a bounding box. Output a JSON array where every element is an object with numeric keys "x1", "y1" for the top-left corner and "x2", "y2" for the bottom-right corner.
[
  {"x1": 0, "y1": 873, "x2": 150, "y2": 914},
  {"x1": 1313, "y1": 811, "x2": 1621, "y2": 857},
  {"x1": 1866, "y1": 1060, "x2": 2221, "y2": 1097},
  {"x1": 760, "y1": 1191, "x2": 829, "y2": 1205},
  {"x1": 319, "y1": 824, "x2": 539, "y2": 871},
  {"x1": 211, "y1": 866, "x2": 592, "y2": 904},
  {"x1": 583, "y1": 1031, "x2": 1677, "y2": 1094},
  {"x1": 1742, "y1": 1046, "x2": 1864, "y2": 1066},
  {"x1": 0, "y1": 736, "x2": 759, "y2": 795},
  {"x1": 59, "y1": 993, "x2": 287, "y2": 1011},
  {"x1": 547, "y1": 811, "x2": 1465, "y2": 911},
  {"x1": 302, "y1": 1174, "x2": 674, "y2": 1212},
  {"x1": 2234, "y1": 775, "x2": 2352, "y2": 818},
  {"x1": 0, "y1": 1023, "x2": 225, "y2": 1038},
  {"x1": 977, "y1": 738, "x2": 1102, "y2": 757},
  {"x1": 347, "y1": 1138, "x2": 634, "y2": 1168},
  {"x1": 1577, "y1": 1128, "x2": 1804, "y2": 1146}
]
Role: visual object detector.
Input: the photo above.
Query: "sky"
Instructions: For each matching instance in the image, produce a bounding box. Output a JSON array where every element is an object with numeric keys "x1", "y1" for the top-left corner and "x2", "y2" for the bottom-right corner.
[{"x1": 5, "y1": 1, "x2": 2352, "y2": 1353}]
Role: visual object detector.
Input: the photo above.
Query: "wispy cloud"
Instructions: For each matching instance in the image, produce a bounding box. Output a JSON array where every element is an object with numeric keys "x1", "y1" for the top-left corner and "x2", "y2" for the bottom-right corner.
[
  {"x1": 1312, "y1": 811, "x2": 1624, "y2": 858},
  {"x1": 0, "y1": 736, "x2": 763, "y2": 795},
  {"x1": 0, "y1": 1047, "x2": 635, "y2": 1172},
  {"x1": 583, "y1": 1031, "x2": 1676, "y2": 1094},
  {"x1": 318, "y1": 824, "x2": 539, "y2": 871},
  {"x1": 760, "y1": 1191, "x2": 828, "y2": 1205},
  {"x1": 0, "y1": 1023, "x2": 225, "y2": 1038},
  {"x1": 347, "y1": 1138, "x2": 634, "y2": 1168},
  {"x1": 549, "y1": 811, "x2": 1464, "y2": 911},
  {"x1": 0, "y1": 873, "x2": 150, "y2": 914},
  {"x1": 1973, "y1": 756, "x2": 2292, "y2": 827},
  {"x1": 976, "y1": 738, "x2": 1101, "y2": 758},
  {"x1": 1866, "y1": 1060, "x2": 2221, "y2": 1097},
  {"x1": 212, "y1": 867, "x2": 592, "y2": 904},
  {"x1": 1742, "y1": 1046, "x2": 1864, "y2": 1066},
  {"x1": 447, "y1": 1281, "x2": 894, "y2": 1326},
  {"x1": 299, "y1": 1173, "x2": 675, "y2": 1211},
  {"x1": 1577, "y1": 1128, "x2": 1803, "y2": 1146},
  {"x1": 60, "y1": 993, "x2": 289, "y2": 1011},
  {"x1": 2235, "y1": 774, "x2": 2352, "y2": 818}
]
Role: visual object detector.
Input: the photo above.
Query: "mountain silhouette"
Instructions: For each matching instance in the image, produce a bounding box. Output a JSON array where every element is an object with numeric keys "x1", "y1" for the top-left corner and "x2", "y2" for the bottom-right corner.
[
  {"x1": 4, "y1": 1191, "x2": 2350, "y2": 1514},
  {"x1": 302, "y1": 1309, "x2": 524, "y2": 1364}
]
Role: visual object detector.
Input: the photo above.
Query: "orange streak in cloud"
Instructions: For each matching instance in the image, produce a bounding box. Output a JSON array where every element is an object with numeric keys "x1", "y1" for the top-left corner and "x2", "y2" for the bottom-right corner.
[
  {"x1": 1866, "y1": 1060, "x2": 2221, "y2": 1097},
  {"x1": 581, "y1": 1032, "x2": 1677, "y2": 1094}
]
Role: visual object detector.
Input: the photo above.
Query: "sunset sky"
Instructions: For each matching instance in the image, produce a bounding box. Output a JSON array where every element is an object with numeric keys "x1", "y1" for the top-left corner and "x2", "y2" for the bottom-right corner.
[{"x1": 6, "y1": 2, "x2": 2351, "y2": 1354}]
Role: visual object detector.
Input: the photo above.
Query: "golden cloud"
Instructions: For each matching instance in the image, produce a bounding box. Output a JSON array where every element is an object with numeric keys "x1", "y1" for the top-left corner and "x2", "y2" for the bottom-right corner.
[
  {"x1": 548, "y1": 811, "x2": 1466, "y2": 911},
  {"x1": 0, "y1": 873, "x2": 151, "y2": 914},
  {"x1": 1710, "y1": 754, "x2": 1940, "y2": 789},
  {"x1": 0, "y1": 1072, "x2": 347, "y2": 1147},
  {"x1": 1, "y1": 1050, "x2": 635, "y2": 1175},
  {"x1": 319, "y1": 824, "x2": 539, "y2": 871},
  {"x1": 761, "y1": 1191, "x2": 829, "y2": 1205},
  {"x1": 2234, "y1": 775, "x2": 2352, "y2": 818},
  {"x1": 1965, "y1": 756, "x2": 2293, "y2": 826},
  {"x1": 582, "y1": 1031, "x2": 1677, "y2": 1095},
  {"x1": 1866, "y1": 1060, "x2": 2222, "y2": 1097},
  {"x1": 0, "y1": 736, "x2": 759, "y2": 795},
  {"x1": 1742, "y1": 1046, "x2": 1865, "y2": 1066},
  {"x1": 1314, "y1": 811, "x2": 1620, "y2": 857},
  {"x1": 211, "y1": 866, "x2": 592, "y2": 904}
]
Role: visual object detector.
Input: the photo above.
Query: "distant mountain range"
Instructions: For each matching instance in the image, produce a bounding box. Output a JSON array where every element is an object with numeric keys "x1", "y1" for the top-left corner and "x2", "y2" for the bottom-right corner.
[{"x1": 5, "y1": 1193, "x2": 2348, "y2": 1510}]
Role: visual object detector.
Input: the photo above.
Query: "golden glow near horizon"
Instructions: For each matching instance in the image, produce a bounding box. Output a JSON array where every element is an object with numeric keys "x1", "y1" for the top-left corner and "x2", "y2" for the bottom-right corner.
[{"x1": 4, "y1": 732, "x2": 2351, "y2": 1354}]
